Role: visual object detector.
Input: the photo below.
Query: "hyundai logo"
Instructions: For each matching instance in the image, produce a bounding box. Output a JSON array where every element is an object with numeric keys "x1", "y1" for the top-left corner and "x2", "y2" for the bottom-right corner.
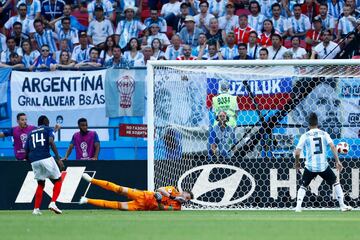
[{"x1": 178, "y1": 164, "x2": 256, "y2": 207}]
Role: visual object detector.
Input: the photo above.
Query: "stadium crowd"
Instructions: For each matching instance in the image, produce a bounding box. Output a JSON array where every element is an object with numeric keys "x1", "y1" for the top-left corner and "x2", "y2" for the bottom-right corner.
[{"x1": 0, "y1": 0, "x2": 358, "y2": 70}]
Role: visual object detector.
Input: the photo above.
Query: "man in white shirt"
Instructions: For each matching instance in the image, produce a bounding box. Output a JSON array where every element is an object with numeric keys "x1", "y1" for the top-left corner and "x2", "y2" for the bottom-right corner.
[
  {"x1": 311, "y1": 29, "x2": 340, "y2": 59},
  {"x1": 87, "y1": 6, "x2": 114, "y2": 47},
  {"x1": 4, "y1": 3, "x2": 35, "y2": 36},
  {"x1": 266, "y1": 33, "x2": 288, "y2": 59},
  {"x1": 294, "y1": 112, "x2": 352, "y2": 212},
  {"x1": 164, "y1": 34, "x2": 183, "y2": 60},
  {"x1": 194, "y1": 1, "x2": 215, "y2": 32},
  {"x1": 161, "y1": 0, "x2": 181, "y2": 27},
  {"x1": 87, "y1": 0, "x2": 114, "y2": 22},
  {"x1": 218, "y1": 2, "x2": 238, "y2": 34}
]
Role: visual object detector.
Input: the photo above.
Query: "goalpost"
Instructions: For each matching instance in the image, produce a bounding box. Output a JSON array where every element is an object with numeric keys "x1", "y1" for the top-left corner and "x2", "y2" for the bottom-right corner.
[{"x1": 147, "y1": 60, "x2": 360, "y2": 209}]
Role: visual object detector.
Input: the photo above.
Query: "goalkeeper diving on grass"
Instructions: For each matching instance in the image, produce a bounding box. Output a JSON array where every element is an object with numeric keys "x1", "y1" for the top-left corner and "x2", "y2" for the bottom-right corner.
[{"x1": 79, "y1": 174, "x2": 194, "y2": 210}]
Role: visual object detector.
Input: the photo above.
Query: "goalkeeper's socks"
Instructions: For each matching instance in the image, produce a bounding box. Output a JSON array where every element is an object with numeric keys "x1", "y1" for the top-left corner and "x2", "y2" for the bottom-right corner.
[
  {"x1": 87, "y1": 199, "x2": 122, "y2": 210},
  {"x1": 91, "y1": 179, "x2": 123, "y2": 194},
  {"x1": 51, "y1": 179, "x2": 62, "y2": 202},
  {"x1": 295, "y1": 186, "x2": 306, "y2": 210},
  {"x1": 334, "y1": 183, "x2": 345, "y2": 208},
  {"x1": 34, "y1": 183, "x2": 45, "y2": 209}
]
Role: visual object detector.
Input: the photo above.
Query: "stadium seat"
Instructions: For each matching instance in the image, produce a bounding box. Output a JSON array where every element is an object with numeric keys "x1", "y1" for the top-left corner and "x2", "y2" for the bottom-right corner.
[
  {"x1": 283, "y1": 39, "x2": 292, "y2": 48},
  {"x1": 72, "y1": 10, "x2": 89, "y2": 27},
  {"x1": 141, "y1": 9, "x2": 151, "y2": 22},
  {"x1": 236, "y1": 9, "x2": 250, "y2": 16},
  {"x1": 299, "y1": 40, "x2": 306, "y2": 48}
]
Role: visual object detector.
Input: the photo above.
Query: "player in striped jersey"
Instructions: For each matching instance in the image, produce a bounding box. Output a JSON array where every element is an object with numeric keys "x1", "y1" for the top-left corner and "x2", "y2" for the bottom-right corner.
[{"x1": 294, "y1": 112, "x2": 352, "y2": 212}]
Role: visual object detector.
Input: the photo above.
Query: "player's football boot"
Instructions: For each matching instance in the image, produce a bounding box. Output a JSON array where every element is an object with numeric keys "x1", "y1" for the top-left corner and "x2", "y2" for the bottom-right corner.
[
  {"x1": 79, "y1": 196, "x2": 88, "y2": 205},
  {"x1": 32, "y1": 208, "x2": 42, "y2": 215},
  {"x1": 48, "y1": 202, "x2": 62, "y2": 214},
  {"x1": 82, "y1": 173, "x2": 92, "y2": 182},
  {"x1": 340, "y1": 205, "x2": 352, "y2": 212}
]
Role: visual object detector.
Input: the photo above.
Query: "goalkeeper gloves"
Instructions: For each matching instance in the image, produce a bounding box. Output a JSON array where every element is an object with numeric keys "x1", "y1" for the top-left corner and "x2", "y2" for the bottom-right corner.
[{"x1": 154, "y1": 192, "x2": 163, "y2": 202}]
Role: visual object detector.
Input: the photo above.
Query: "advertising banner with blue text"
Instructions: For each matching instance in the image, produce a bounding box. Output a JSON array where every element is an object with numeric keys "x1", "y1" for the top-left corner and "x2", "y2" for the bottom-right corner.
[{"x1": 10, "y1": 70, "x2": 109, "y2": 141}]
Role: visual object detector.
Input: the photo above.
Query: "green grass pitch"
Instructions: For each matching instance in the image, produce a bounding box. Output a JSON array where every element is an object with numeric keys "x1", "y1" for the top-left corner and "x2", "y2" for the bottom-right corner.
[{"x1": 0, "y1": 210, "x2": 359, "y2": 240}]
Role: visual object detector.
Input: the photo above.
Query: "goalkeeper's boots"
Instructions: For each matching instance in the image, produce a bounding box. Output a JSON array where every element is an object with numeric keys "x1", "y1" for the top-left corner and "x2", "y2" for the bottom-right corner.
[
  {"x1": 79, "y1": 196, "x2": 88, "y2": 205},
  {"x1": 82, "y1": 173, "x2": 92, "y2": 182},
  {"x1": 48, "y1": 202, "x2": 62, "y2": 214},
  {"x1": 340, "y1": 205, "x2": 352, "y2": 212},
  {"x1": 32, "y1": 208, "x2": 42, "y2": 215}
]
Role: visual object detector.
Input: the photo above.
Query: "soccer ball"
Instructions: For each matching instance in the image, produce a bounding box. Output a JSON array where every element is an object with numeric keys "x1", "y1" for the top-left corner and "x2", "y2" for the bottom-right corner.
[{"x1": 336, "y1": 142, "x2": 349, "y2": 154}]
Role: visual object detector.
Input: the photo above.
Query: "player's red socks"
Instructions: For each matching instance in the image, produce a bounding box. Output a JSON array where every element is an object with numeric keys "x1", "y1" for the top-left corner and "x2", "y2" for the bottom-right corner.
[
  {"x1": 51, "y1": 179, "x2": 63, "y2": 202},
  {"x1": 34, "y1": 182, "x2": 45, "y2": 209}
]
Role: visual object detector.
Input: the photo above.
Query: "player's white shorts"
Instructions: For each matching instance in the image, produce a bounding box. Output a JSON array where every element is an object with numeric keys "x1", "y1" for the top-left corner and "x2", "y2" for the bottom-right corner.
[{"x1": 31, "y1": 157, "x2": 61, "y2": 180}]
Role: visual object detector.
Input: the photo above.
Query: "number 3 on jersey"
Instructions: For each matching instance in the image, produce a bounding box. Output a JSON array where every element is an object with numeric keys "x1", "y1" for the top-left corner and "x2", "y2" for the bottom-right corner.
[
  {"x1": 313, "y1": 137, "x2": 323, "y2": 155},
  {"x1": 31, "y1": 132, "x2": 46, "y2": 148}
]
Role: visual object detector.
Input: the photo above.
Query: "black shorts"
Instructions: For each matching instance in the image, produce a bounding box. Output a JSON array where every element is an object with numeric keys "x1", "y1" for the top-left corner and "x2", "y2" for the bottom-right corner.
[{"x1": 301, "y1": 166, "x2": 337, "y2": 187}]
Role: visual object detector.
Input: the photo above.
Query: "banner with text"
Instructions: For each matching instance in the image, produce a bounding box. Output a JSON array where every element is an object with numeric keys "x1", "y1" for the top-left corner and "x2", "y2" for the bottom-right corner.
[{"x1": 10, "y1": 70, "x2": 109, "y2": 141}]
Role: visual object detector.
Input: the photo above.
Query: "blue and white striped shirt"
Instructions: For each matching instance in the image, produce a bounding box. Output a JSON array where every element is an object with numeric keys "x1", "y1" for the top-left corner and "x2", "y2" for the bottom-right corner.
[
  {"x1": 271, "y1": 16, "x2": 289, "y2": 34},
  {"x1": 289, "y1": 14, "x2": 311, "y2": 34},
  {"x1": 57, "y1": 28, "x2": 79, "y2": 50},
  {"x1": 327, "y1": 0, "x2": 344, "y2": 19},
  {"x1": 209, "y1": 0, "x2": 228, "y2": 17},
  {"x1": 221, "y1": 45, "x2": 238, "y2": 60},
  {"x1": 248, "y1": 14, "x2": 266, "y2": 34},
  {"x1": 34, "y1": 29, "x2": 58, "y2": 53},
  {"x1": 338, "y1": 16, "x2": 355, "y2": 35},
  {"x1": 296, "y1": 128, "x2": 333, "y2": 172},
  {"x1": 17, "y1": 0, "x2": 41, "y2": 20},
  {"x1": 4, "y1": 16, "x2": 35, "y2": 35},
  {"x1": 164, "y1": 45, "x2": 183, "y2": 60},
  {"x1": 22, "y1": 50, "x2": 40, "y2": 68},
  {"x1": 115, "y1": 19, "x2": 146, "y2": 49}
]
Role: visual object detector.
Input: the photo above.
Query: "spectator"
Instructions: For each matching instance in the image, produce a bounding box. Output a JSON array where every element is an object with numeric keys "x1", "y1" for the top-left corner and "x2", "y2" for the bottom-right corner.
[
  {"x1": 4, "y1": 3, "x2": 35, "y2": 36},
  {"x1": 173, "y1": 2, "x2": 190, "y2": 34},
  {"x1": 218, "y1": 1, "x2": 238, "y2": 34},
  {"x1": 282, "y1": 50, "x2": 294, "y2": 59},
  {"x1": 100, "y1": 35, "x2": 115, "y2": 62},
  {"x1": 209, "y1": 0, "x2": 227, "y2": 18},
  {"x1": 1, "y1": 37, "x2": 22, "y2": 64},
  {"x1": 33, "y1": 19, "x2": 58, "y2": 54},
  {"x1": 57, "y1": 17, "x2": 79, "y2": 51},
  {"x1": 212, "y1": 80, "x2": 239, "y2": 127},
  {"x1": 289, "y1": 36, "x2": 308, "y2": 59},
  {"x1": 194, "y1": 1, "x2": 215, "y2": 32},
  {"x1": 247, "y1": 31, "x2": 260, "y2": 59},
  {"x1": 267, "y1": 33, "x2": 288, "y2": 59},
  {"x1": 288, "y1": 4, "x2": 311, "y2": 40},
  {"x1": 87, "y1": 6, "x2": 114, "y2": 47},
  {"x1": 144, "y1": 9, "x2": 167, "y2": 33},
  {"x1": 149, "y1": 0, "x2": 170, "y2": 11},
  {"x1": 176, "y1": 44, "x2": 197, "y2": 60},
  {"x1": 55, "y1": 39, "x2": 71, "y2": 63},
  {"x1": 179, "y1": 15, "x2": 204, "y2": 47},
  {"x1": 123, "y1": 37, "x2": 145, "y2": 66},
  {"x1": 164, "y1": 34, "x2": 183, "y2": 60},
  {"x1": 258, "y1": 0, "x2": 274, "y2": 18},
  {"x1": 234, "y1": 43, "x2": 252, "y2": 59},
  {"x1": 301, "y1": 0, "x2": 320, "y2": 20},
  {"x1": 87, "y1": 0, "x2": 114, "y2": 22},
  {"x1": 316, "y1": 3, "x2": 335, "y2": 34},
  {"x1": 279, "y1": 0, "x2": 294, "y2": 17},
  {"x1": 41, "y1": 0, "x2": 65, "y2": 21},
  {"x1": 234, "y1": 14, "x2": 254, "y2": 44},
  {"x1": 104, "y1": 45, "x2": 129, "y2": 68},
  {"x1": 0, "y1": 32, "x2": 6, "y2": 52},
  {"x1": 30, "y1": 44, "x2": 57, "y2": 71},
  {"x1": 327, "y1": 0, "x2": 344, "y2": 19},
  {"x1": 259, "y1": 19, "x2": 276, "y2": 47},
  {"x1": 337, "y1": 5, "x2": 357, "y2": 40},
  {"x1": 51, "y1": 4, "x2": 87, "y2": 33},
  {"x1": 71, "y1": 31, "x2": 94, "y2": 63},
  {"x1": 271, "y1": 3, "x2": 289, "y2": 39},
  {"x1": 146, "y1": 22, "x2": 170, "y2": 47},
  {"x1": 151, "y1": 38, "x2": 165, "y2": 60},
  {"x1": 205, "y1": 17, "x2": 226, "y2": 47},
  {"x1": 221, "y1": 31, "x2": 238, "y2": 60},
  {"x1": 248, "y1": 1, "x2": 266, "y2": 34},
  {"x1": 5, "y1": 52, "x2": 25, "y2": 69},
  {"x1": 340, "y1": 0, "x2": 360, "y2": 18},
  {"x1": 336, "y1": 31, "x2": 360, "y2": 58},
  {"x1": 183, "y1": 0, "x2": 200, "y2": 15},
  {"x1": 56, "y1": 50, "x2": 75, "y2": 68},
  {"x1": 191, "y1": 32, "x2": 207, "y2": 56},
  {"x1": 259, "y1": 47, "x2": 269, "y2": 59},
  {"x1": 142, "y1": 45, "x2": 155, "y2": 64},
  {"x1": 11, "y1": 22, "x2": 30, "y2": 47},
  {"x1": 17, "y1": 0, "x2": 41, "y2": 20},
  {"x1": 75, "y1": 47, "x2": 103, "y2": 67},
  {"x1": 311, "y1": 29, "x2": 340, "y2": 59},
  {"x1": 21, "y1": 39, "x2": 40, "y2": 68},
  {"x1": 115, "y1": 6, "x2": 146, "y2": 50},
  {"x1": 62, "y1": 118, "x2": 100, "y2": 160},
  {"x1": 305, "y1": 16, "x2": 322, "y2": 52},
  {"x1": 161, "y1": 0, "x2": 181, "y2": 27},
  {"x1": 198, "y1": 42, "x2": 223, "y2": 60}
]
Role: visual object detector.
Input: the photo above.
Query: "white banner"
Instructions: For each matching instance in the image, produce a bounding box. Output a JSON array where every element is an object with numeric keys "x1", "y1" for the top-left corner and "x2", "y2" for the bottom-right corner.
[{"x1": 11, "y1": 70, "x2": 109, "y2": 141}]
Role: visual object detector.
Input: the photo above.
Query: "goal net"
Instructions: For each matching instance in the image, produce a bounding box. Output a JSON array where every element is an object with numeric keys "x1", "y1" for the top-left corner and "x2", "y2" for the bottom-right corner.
[{"x1": 147, "y1": 60, "x2": 360, "y2": 209}]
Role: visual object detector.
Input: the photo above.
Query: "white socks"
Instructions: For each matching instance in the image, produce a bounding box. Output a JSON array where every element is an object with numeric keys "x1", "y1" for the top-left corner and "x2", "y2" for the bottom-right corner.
[
  {"x1": 334, "y1": 183, "x2": 345, "y2": 208},
  {"x1": 296, "y1": 186, "x2": 306, "y2": 209}
]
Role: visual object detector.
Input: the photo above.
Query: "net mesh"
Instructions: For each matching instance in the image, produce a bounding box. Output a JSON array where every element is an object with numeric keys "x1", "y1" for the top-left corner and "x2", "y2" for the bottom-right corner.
[{"x1": 150, "y1": 62, "x2": 360, "y2": 209}]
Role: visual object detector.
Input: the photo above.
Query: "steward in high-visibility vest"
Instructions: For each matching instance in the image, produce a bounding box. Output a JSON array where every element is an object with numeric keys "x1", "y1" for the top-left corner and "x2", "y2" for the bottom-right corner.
[{"x1": 212, "y1": 80, "x2": 239, "y2": 127}]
